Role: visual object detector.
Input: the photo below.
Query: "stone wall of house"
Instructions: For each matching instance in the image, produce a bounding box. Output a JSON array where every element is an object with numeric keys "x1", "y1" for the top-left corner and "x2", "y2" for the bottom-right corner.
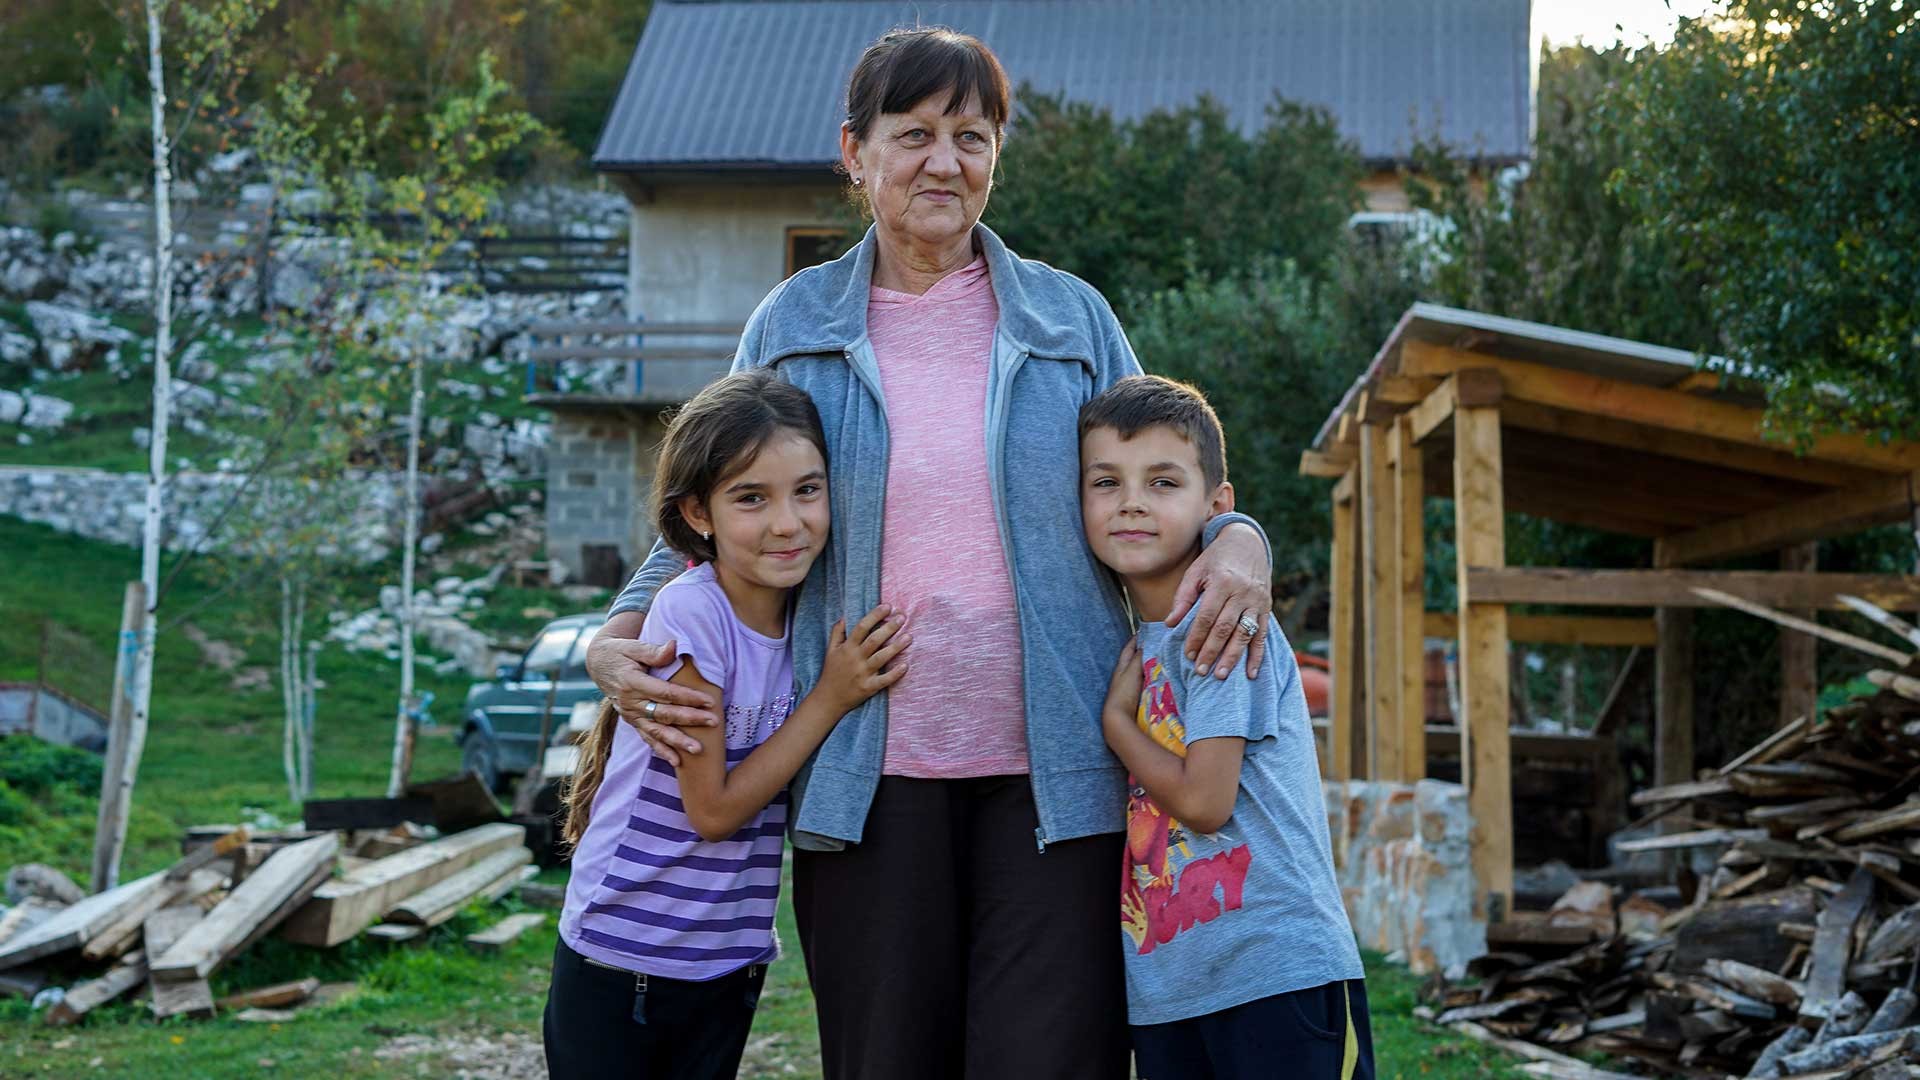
[
  {"x1": 0, "y1": 465, "x2": 399, "y2": 561},
  {"x1": 544, "y1": 410, "x2": 670, "y2": 586},
  {"x1": 1325, "y1": 778, "x2": 1487, "y2": 977}
]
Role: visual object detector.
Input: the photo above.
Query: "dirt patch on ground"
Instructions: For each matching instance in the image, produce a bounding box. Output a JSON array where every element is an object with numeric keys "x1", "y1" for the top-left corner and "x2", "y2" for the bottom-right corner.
[{"x1": 374, "y1": 1031, "x2": 547, "y2": 1079}]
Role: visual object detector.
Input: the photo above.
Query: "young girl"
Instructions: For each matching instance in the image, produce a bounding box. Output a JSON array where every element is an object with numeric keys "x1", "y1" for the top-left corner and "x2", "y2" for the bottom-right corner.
[{"x1": 546, "y1": 369, "x2": 909, "y2": 1079}]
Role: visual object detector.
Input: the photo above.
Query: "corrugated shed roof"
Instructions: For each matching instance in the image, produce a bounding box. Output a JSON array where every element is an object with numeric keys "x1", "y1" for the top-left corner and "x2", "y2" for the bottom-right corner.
[{"x1": 594, "y1": 0, "x2": 1534, "y2": 173}]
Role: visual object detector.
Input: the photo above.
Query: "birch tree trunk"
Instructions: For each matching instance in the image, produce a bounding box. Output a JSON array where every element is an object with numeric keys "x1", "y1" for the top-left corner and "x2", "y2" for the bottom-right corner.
[
  {"x1": 280, "y1": 575, "x2": 299, "y2": 803},
  {"x1": 301, "y1": 638, "x2": 318, "y2": 799},
  {"x1": 386, "y1": 352, "x2": 424, "y2": 797},
  {"x1": 100, "y1": 0, "x2": 176, "y2": 889}
]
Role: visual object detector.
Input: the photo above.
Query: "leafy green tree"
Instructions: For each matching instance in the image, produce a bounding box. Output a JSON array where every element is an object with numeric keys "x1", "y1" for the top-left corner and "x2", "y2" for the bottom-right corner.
[
  {"x1": 1409, "y1": 44, "x2": 1714, "y2": 355},
  {"x1": 987, "y1": 90, "x2": 1365, "y2": 301},
  {"x1": 1608, "y1": 0, "x2": 1919, "y2": 443}
]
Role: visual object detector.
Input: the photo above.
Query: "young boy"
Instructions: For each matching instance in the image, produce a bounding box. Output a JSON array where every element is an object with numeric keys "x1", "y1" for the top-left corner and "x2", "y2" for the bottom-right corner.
[{"x1": 1080, "y1": 375, "x2": 1373, "y2": 1080}]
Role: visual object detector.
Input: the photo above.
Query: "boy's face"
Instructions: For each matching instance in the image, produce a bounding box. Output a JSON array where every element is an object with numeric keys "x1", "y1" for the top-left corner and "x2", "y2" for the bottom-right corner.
[{"x1": 1080, "y1": 424, "x2": 1233, "y2": 581}]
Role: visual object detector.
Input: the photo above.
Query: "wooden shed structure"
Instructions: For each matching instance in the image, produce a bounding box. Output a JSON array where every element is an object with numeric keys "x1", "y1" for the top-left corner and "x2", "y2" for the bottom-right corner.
[{"x1": 1300, "y1": 303, "x2": 1920, "y2": 923}]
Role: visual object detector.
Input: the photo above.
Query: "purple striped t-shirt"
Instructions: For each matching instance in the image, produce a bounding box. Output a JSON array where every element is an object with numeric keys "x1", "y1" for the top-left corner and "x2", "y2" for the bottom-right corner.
[{"x1": 560, "y1": 562, "x2": 795, "y2": 980}]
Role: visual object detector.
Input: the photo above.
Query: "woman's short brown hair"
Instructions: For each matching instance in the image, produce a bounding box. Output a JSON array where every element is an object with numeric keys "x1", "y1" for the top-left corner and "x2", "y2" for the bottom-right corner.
[
  {"x1": 651, "y1": 369, "x2": 828, "y2": 563},
  {"x1": 844, "y1": 27, "x2": 1012, "y2": 145}
]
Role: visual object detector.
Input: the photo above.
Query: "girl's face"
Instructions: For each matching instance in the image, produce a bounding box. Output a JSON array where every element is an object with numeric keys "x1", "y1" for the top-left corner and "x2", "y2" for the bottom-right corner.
[{"x1": 682, "y1": 430, "x2": 830, "y2": 594}]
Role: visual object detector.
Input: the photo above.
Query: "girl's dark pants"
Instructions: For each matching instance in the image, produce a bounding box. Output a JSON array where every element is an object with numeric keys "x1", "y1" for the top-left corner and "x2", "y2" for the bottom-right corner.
[
  {"x1": 543, "y1": 937, "x2": 766, "y2": 1080},
  {"x1": 793, "y1": 774, "x2": 1131, "y2": 1080}
]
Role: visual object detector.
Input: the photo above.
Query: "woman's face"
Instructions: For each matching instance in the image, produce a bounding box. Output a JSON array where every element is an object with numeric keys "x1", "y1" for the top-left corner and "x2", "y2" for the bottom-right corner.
[{"x1": 841, "y1": 91, "x2": 998, "y2": 256}]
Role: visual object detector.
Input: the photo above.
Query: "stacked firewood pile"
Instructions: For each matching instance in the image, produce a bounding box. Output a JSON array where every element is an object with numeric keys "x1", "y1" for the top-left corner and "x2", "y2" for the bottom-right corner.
[
  {"x1": 1434, "y1": 597, "x2": 1920, "y2": 1079},
  {"x1": 0, "y1": 777, "x2": 549, "y2": 1026}
]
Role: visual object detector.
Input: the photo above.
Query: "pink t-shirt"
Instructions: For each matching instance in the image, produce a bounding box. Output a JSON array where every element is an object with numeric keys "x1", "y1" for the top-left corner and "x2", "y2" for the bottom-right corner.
[{"x1": 868, "y1": 255, "x2": 1029, "y2": 777}]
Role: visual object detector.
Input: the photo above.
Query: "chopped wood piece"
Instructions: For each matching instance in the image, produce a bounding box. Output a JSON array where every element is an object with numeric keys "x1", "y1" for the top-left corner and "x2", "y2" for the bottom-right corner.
[
  {"x1": 1747, "y1": 1023, "x2": 1811, "y2": 1078},
  {"x1": 466, "y1": 912, "x2": 545, "y2": 953},
  {"x1": 149, "y1": 975, "x2": 215, "y2": 1020},
  {"x1": 1616, "y1": 828, "x2": 1766, "y2": 853},
  {"x1": 1778, "y1": 1026, "x2": 1917, "y2": 1073},
  {"x1": 166, "y1": 827, "x2": 248, "y2": 882},
  {"x1": 151, "y1": 833, "x2": 339, "y2": 983},
  {"x1": 1814, "y1": 991, "x2": 1870, "y2": 1044},
  {"x1": 1748, "y1": 796, "x2": 1867, "y2": 826},
  {"x1": 1832, "y1": 801, "x2": 1920, "y2": 843},
  {"x1": 404, "y1": 774, "x2": 505, "y2": 833},
  {"x1": 1862, "y1": 903, "x2": 1920, "y2": 965},
  {"x1": 279, "y1": 823, "x2": 524, "y2": 947},
  {"x1": 512, "y1": 881, "x2": 564, "y2": 910},
  {"x1": 216, "y1": 977, "x2": 321, "y2": 1011},
  {"x1": 1839, "y1": 595, "x2": 1920, "y2": 650},
  {"x1": 43, "y1": 950, "x2": 146, "y2": 1026},
  {"x1": 386, "y1": 847, "x2": 534, "y2": 927},
  {"x1": 1866, "y1": 669, "x2": 1920, "y2": 704},
  {"x1": 1674, "y1": 887, "x2": 1817, "y2": 974},
  {"x1": 364, "y1": 923, "x2": 423, "y2": 942},
  {"x1": 1703, "y1": 958, "x2": 1802, "y2": 1008},
  {"x1": 1649, "y1": 971, "x2": 1778, "y2": 1019},
  {"x1": 0, "y1": 900, "x2": 62, "y2": 948},
  {"x1": 1802, "y1": 868, "x2": 1875, "y2": 1021},
  {"x1": 0, "y1": 968, "x2": 47, "y2": 999},
  {"x1": 1632, "y1": 777, "x2": 1737, "y2": 806},
  {"x1": 1862, "y1": 988, "x2": 1918, "y2": 1036},
  {"x1": 1719, "y1": 716, "x2": 1812, "y2": 776},
  {"x1": 0, "y1": 871, "x2": 166, "y2": 970}
]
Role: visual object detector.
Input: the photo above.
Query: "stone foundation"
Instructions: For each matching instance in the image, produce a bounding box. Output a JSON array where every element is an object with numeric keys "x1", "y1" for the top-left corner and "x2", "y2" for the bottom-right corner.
[{"x1": 1324, "y1": 778, "x2": 1487, "y2": 976}]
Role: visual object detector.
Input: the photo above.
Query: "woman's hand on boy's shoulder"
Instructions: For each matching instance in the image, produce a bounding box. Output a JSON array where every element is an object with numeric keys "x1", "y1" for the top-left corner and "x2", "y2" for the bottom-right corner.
[
  {"x1": 1168, "y1": 524, "x2": 1272, "y2": 680},
  {"x1": 814, "y1": 604, "x2": 911, "y2": 714}
]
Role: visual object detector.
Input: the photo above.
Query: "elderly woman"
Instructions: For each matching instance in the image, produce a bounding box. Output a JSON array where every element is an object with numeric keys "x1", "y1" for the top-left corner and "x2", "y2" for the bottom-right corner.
[{"x1": 585, "y1": 27, "x2": 1274, "y2": 1080}]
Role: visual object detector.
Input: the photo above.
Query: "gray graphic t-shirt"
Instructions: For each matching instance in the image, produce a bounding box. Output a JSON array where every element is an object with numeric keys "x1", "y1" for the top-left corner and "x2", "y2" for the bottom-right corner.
[{"x1": 1121, "y1": 609, "x2": 1364, "y2": 1025}]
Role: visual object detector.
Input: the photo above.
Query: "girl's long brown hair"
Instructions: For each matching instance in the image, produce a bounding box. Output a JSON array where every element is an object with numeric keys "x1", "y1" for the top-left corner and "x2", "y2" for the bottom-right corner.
[{"x1": 561, "y1": 370, "x2": 827, "y2": 851}]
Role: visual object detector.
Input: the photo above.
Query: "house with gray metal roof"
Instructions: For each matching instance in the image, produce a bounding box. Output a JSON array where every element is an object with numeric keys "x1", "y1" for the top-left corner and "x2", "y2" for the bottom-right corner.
[{"x1": 536, "y1": 0, "x2": 1535, "y2": 585}]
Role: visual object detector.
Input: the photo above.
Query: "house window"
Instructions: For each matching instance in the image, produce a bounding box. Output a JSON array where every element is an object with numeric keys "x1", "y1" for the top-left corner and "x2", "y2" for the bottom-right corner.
[{"x1": 786, "y1": 227, "x2": 847, "y2": 277}]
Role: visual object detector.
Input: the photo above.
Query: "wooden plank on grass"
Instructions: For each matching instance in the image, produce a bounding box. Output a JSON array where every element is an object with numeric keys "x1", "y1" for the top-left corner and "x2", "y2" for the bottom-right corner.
[
  {"x1": 165, "y1": 827, "x2": 247, "y2": 882},
  {"x1": 364, "y1": 923, "x2": 423, "y2": 942},
  {"x1": 143, "y1": 902, "x2": 215, "y2": 1019},
  {"x1": 44, "y1": 950, "x2": 145, "y2": 1026},
  {"x1": 0, "y1": 871, "x2": 166, "y2": 970},
  {"x1": 151, "y1": 833, "x2": 339, "y2": 984},
  {"x1": 279, "y1": 822, "x2": 525, "y2": 947},
  {"x1": 216, "y1": 977, "x2": 320, "y2": 1011},
  {"x1": 82, "y1": 866, "x2": 227, "y2": 962},
  {"x1": 387, "y1": 847, "x2": 534, "y2": 927},
  {"x1": 466, "y1": 913, "x2": 546, "y2": 954}
]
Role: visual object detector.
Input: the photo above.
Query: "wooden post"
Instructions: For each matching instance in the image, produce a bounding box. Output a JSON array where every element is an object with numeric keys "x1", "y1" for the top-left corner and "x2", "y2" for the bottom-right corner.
[
  {"x1": 1361, "y1": 422, "x2": 1399, "y2": 780},
  {"x1": 1328, "y1": 477, "x2": 1356, "y2": 781},
  {"x1": 1654, "y1": 604, "x2": 1695, "y2": 791},
  {"x1": 1394, "y1": 416, "x2": 1427, "y2": 782},
  {"x1": 1780, "y1": 542, "x2": 1819, "y2": 730},
  {"x1": 92, "y1": 581, "x2": 147, "y2": 892},
  {"x1": 1453, "y1": 403, "x2": 1512, "y2": 922}
]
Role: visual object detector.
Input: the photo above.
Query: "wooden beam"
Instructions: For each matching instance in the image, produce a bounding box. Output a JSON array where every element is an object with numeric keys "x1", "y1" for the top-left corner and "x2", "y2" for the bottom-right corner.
[
  {"x1": 1373, "y1": 374, "x2": 1444, "y2": 406},
  {"x1": 1463, "y1": 569, "x2": 1920, "y2": 611},
  {"x1": 1422, "y1": 612, "x2": 1657, "y2": 647},
  {"x1": 1689, "y1": 587, "x2": 1913, "y2": 665},
  {"x1": 1328, "y1": 481, "x2": 1357, "y2": 782},
  {"x1": 151, "y1": 834, "x2": 339, "y2": 983},
  {"x1": 1395, "y1": 415, "x2": 1427, "y2": 782},
  {"x1": 1361, "y1": 422, "x2": 1400, "y2": 780},
  {"x1": 1298, "y1": 449, "x2": 1352, "y2": 479},
  {"x1": 1497, "y1": 399, "x2": 1882, "y2": 490},
  {"x1": 0, "y1": 871, "x2": 167, "y2": 971},
  {"x1": 278, "y1": 823, "x2": 525, "y2": 947},
  {"x1": 1332, "y1": 468, "x2": 1356, "y2": 506},
  {"x1": 1780, "y1": 544, "x2": 1819, "y2": 735},
  {"x1": 1453, "y1": 402, "x2": 1512, "y2": 921},
  {"x1": 1655, "y1": 473, "x2": 1916, "y2": 566},
  {"x1": 1401, "y1": 340, "x2": 1920, "y2": 473},
  {"x1": 1406, "y1": 376, "x2": 1459, "y2": 445}
]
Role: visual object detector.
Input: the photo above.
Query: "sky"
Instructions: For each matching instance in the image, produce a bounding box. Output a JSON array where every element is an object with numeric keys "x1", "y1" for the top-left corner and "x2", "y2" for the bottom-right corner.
[{"x1": 1532, "y1": 0, "x2": 1721, "y2": 49}]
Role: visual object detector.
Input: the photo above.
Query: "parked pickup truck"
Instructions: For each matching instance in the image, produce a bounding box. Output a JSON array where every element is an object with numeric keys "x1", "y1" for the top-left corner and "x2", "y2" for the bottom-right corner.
[{"x1": 459, "y1": 613, "x2": 604, "y2": 791}]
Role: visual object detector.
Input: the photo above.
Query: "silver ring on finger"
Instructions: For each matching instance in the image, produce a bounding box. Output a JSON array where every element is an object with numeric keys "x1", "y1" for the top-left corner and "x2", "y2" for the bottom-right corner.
[
  {"x1": 1236, "y1": 614, "x2": 1260, "y2": 638},
  {"x1": 643, "y1": 700, "x2": 659, "y2": 720}
]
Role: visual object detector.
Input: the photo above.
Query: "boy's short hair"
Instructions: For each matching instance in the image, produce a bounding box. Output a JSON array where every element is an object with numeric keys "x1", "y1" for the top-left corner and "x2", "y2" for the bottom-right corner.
[{"x1": 1078, "y1": 375, "x2": 1228, "y2": 489}]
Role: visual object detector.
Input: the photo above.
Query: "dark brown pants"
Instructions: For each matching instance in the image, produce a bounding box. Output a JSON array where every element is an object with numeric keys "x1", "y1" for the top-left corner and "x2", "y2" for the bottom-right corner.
[{"x1": 792, "y1": 775, "x2": 1129, "y2": 1080}]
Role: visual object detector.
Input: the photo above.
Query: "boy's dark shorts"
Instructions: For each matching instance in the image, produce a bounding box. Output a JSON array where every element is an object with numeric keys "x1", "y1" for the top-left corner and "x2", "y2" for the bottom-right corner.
[{"x1": 1130, "y1": 978, "x2": 1375, "y2": 1080}]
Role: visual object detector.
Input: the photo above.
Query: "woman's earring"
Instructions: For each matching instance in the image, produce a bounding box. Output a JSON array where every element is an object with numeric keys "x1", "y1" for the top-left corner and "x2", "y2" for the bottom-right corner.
[{"x1": 852, "y1": 176, "x2": 863, "y2": 188}]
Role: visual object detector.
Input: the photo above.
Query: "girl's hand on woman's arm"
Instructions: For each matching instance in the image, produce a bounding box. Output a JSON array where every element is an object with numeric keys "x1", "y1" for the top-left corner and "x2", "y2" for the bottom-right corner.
[
  {"x1": 1167, "y1": 523, "x2": 1272, "y2": 680},
  {"x1": 584, "y1": 612, "x2": 722, "y2": 767}
]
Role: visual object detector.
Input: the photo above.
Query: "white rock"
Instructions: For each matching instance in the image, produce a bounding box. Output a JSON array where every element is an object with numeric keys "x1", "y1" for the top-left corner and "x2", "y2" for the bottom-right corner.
[
  {"x1": 0, "y1": 390, "x2": 23, "y2": 424},
  {"x1": 20, "y1": 393, "x2": 74, "y2": 430}
]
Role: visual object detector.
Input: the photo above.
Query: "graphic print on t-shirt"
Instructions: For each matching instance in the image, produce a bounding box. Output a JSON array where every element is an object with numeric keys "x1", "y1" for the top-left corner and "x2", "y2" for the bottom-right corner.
[{"x1": 1122, "y1": 654, "x2": 1254, "y2": 955}]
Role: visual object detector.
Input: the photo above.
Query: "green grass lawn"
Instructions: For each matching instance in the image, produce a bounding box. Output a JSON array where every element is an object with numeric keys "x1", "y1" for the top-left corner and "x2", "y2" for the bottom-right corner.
[{"x1": 0, "y1": 515, "x2": 1522, "y2": 1078}]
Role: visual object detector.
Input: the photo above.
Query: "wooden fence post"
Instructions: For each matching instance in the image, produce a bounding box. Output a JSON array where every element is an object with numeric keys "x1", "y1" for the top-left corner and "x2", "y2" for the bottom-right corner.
[
  {"x1": 1362, "y1": 422, "x2": 1399, "y2": 780},
  {"x1": 1395, "y1": 416, "x2": 1428, "y2": 782}
]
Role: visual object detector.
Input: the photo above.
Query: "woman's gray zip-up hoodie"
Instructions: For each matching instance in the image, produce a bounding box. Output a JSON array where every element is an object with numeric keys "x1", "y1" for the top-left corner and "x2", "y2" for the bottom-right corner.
[{"x1": 609, "y1": 223, "x2": 1268, "y2": 852}]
